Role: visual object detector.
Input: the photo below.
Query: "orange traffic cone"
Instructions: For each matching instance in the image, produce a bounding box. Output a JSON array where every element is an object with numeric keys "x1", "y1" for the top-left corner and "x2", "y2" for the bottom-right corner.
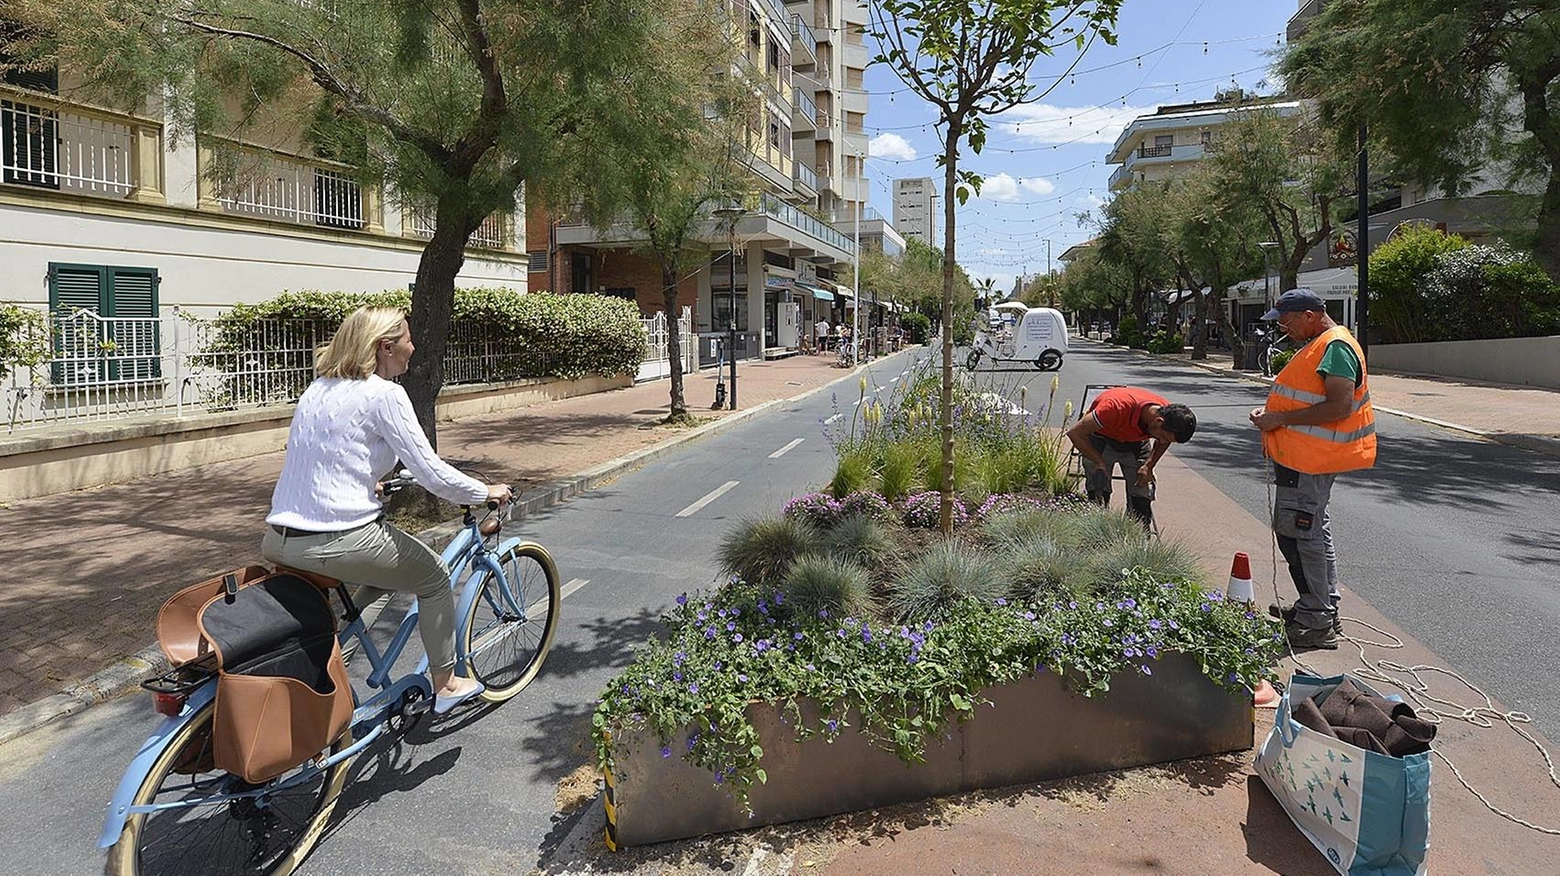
[{"x1": 1227, "y1": 552, "x2": 1281, "y2": 707}]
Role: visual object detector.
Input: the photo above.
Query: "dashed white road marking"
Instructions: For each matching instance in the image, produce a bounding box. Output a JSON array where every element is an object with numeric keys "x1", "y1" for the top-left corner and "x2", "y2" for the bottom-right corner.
[
  {"x1": 768, "y1": 438, "x2": 805, "y2": 458},
  {"x1": 824, "y1": 413, "x2": 843, "y2": 424},
  {"x1": 526, "y1": 577, "x2": 587, "y2": 617},
  {"x1": 676, "y1": 480, "x2": 740, "y2": 517}
]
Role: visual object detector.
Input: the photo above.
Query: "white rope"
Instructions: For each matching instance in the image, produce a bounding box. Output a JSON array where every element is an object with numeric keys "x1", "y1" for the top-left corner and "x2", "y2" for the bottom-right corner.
[{"x1": 1260, "y1": 456, "x2": 1560, "y2": 834}]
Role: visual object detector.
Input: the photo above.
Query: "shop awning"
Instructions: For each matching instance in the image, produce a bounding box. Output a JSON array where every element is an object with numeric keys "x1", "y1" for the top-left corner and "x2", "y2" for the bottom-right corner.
[{"x1": 796, "y1": 282, "x2": 835, "y2": 301}]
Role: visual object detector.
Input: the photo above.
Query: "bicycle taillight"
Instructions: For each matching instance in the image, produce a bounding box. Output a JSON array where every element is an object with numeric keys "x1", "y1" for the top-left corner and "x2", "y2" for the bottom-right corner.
[{"x1": 153, "y1": 692, "x2": 187, "y2": 717}]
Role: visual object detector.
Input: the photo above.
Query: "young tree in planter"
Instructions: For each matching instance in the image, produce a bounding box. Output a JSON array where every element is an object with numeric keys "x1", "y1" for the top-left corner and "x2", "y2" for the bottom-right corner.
[
  {"x1": 9, "y1": 0, "x2": 698, "y2": 445},
  {"x1": 1282, "y1": 0, "x2": 1560, "y2": 280},
  {"x1": 871, "y1": 0, "x2": 1122, "y2": 532},
  {"x1": 1207, "y1": 107, "x2": 1352, "y2": 294},
  {"x1": 595, "y1": 17, "x2": 752, "y2": 423}
]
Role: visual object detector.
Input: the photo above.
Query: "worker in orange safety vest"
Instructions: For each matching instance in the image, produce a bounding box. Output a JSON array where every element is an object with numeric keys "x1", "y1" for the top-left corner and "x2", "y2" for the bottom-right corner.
[{"x1": 1249, "y1": 288, "x2": 1376, "y2": 651}]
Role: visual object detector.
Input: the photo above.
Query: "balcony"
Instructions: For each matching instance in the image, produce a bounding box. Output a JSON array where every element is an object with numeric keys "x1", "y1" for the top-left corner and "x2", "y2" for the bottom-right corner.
[
  {"x1": 792, "y1": 15, "x2": 818, "y2": 65},
  {"x1": 754, "y1": 192, "x2": 855, "y2": 255},
  {"x1": 1138, "y1": 143, "x2": 1173, "y2": 159},
  {"x1": 1123, "y1": 141, "x2": 1205, "y2": 171},
  {"x1": 0, "y1": 84, "x2": 164, "y2": 204},
  {"x1": 1108, "y1": 164, "x2": 1134, "y2": 191},
  {"x1": 792, "y1": 87, "x2": 817, "y2": 131},
  {"x1": 204, "y1": 139, "x2": 374, "y2": 231},
  {"x1": 793, "y1": 162, "x2": 819, "y2": 198},
  {"x1": 403, "y1": 205, "x2": 511, "y2": 250}
]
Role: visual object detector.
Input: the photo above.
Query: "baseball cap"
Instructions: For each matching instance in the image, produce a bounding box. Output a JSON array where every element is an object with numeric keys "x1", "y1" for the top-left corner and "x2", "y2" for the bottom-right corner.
[{"x1": 1260, "y1": 288, "x2": 1326, "y2": 321}]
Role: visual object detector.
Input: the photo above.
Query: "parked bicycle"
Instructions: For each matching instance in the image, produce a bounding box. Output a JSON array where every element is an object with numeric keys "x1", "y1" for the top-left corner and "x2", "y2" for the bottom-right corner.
[
  {"x1": 1252, "y1": 325, "x2": 1294, "y2": 378},
  {"x1": 98, "y1": 473, "x2": 561, "y2": 876}
]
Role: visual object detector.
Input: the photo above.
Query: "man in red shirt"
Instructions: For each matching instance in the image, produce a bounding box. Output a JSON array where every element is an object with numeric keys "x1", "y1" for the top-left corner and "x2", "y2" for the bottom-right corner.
[{"x1": 1065, "y1": 386, "x2": 1198, "y2": 529}]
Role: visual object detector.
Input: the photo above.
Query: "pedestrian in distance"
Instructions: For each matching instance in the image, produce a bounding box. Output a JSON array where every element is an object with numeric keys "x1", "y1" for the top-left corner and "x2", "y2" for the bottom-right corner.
[
  {"x1": 1065, "y1": 387, "x2": 1198, "y2": 531},
  {"x1": 260, "y1": 306, "x2": 512, "y2": 713},
  {"x1": 1249, "y1": 288, "x2": 1376, "y2": 651},
  {"x1": 815, "y1": 318, "x2": 831, "y2": 354}
]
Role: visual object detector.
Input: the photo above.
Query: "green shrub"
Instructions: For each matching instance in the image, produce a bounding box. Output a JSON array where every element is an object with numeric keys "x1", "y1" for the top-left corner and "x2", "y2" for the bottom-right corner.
[
  {"x1": 1424, "y1": 251, "x2": 1560, "y2": 341},
  {"x1": 824, "y1": 515, "x2": 896, "y2": 571},
  {"x1": 900, "y1": 312, "x2": 931, "y2": 344},
  {"x1": 779, "y1": 555, "x2": 876, "y2": 622},
  {"x1": 1113, "y1": 314, "x2": 1146, "y2": 348},
  {"x1": 716, "y1": 516, "x2": 820, "y2": 587},
  {"x1": 0, "y1": 304, "x2": 49, "y2": 381},
  {"x1": 1369, "y1": 225, "x2": 1469, "y2": 343},
  {"x1": 1269, "y1": 349, "x2": 1295, "y2": 372},
  {"x1": 888, "y1": 540, "x2": 1004, "y2": 622},
  {"x1": 1147, "y1": 330, "x2": 1184, "y2": 354},
  {"x1": 196, "y1": 288, "x2": 647, "y2": 405},
  {"x1": 829, "y1": 449, "x2": 874, "y2": 499},
  {"x1": 876, "y1": 440, "x2": 922, "y2": 501}
]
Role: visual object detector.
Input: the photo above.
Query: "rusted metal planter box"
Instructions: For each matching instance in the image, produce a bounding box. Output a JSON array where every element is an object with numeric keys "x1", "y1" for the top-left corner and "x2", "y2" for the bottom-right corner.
[{"x1": 603, "y1": 653, "x2": 1252, "y2": 848}]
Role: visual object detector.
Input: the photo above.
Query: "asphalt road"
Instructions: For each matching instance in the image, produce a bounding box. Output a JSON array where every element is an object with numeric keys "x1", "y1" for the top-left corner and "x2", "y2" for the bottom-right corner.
[{"x1": 1, "y1": 340, "x2": 1556, "y2": 875}]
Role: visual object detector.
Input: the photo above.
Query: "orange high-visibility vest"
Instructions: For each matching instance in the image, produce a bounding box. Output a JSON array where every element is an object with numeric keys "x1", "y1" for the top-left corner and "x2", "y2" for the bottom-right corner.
[{"x1": 1263, "y1": 326, "x2": 1376, "y2": 474}]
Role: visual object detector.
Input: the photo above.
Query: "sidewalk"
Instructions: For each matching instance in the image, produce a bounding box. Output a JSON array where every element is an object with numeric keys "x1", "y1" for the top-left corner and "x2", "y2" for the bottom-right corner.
[
  {"x1": 811, "y1": 451, "x2": 1560, "y2": 875},
  {"x1": 0, "y1": 352, "x2": 860, "y2": 730},
  {"x1": 1134, "y1": 339, "x2": 1560, "y2": 457}
]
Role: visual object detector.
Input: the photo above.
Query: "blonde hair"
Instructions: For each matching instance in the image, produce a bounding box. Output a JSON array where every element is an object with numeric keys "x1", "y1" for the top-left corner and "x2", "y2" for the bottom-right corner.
[{"x1": 314, "y1": 306, "x2": 408, "y2": 379}]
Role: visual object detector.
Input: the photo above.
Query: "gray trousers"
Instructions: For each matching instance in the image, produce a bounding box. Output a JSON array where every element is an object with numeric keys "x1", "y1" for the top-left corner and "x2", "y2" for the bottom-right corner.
[
  {"x1": 1271, "y1": 465, "x2": 1340, "y2": 630},
  {"x1": 1083, "y1": 433, "x2": 1155, "y2": 526},
  {"x1": 261, "y1": 519, "x2": 458, "y2": 672}
]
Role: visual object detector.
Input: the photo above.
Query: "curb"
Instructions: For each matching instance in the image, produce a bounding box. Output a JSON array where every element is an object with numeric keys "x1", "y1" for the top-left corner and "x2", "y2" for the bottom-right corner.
[
  {"x1": 1083, "y1": 337, "x2": 1560, "y2": 459},
  {"x1": 0, "y1": 355, "x2": 894, "y2": 748}
]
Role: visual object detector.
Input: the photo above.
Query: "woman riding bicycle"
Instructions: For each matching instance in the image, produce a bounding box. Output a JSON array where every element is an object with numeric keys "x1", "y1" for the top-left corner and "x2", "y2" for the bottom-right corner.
[{"x1": 260, "y1": 306, "x2": 511, "y2": 714}]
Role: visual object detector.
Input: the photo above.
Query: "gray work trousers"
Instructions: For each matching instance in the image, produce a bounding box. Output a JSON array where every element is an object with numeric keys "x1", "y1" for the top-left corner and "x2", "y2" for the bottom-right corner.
[
  {"x1": 1083, "y1": 433, "x2": 1155, "y2": 527},
  {"x1": 261, "y1": 519, "x2": 458, "y2": 672},
  {"x1": 1271, "y1": 465, "x2": 1340, "y2": 630}
]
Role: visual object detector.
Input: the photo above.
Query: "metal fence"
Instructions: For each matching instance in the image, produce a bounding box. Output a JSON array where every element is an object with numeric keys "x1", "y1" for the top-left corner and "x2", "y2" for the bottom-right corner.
[
  {"x1": 2, "y1": 309, "x2": 572, "y2": 433},
  {"x1": 636, "y1": 308, "x2": 696, "y2": 383}
]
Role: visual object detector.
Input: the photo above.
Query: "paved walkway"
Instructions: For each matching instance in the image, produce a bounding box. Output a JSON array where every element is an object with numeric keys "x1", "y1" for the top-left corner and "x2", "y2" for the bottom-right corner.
[{"x1": 0, "y1": 352, "x2": 856, "y2": 718}]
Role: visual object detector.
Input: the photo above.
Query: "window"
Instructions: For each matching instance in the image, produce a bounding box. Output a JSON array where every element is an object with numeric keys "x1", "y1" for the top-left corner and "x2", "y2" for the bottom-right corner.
[
  {"x1": 570, "y1": 252, "x2": 593, "y2": 295},
  {"x1": 711, "y1": 292, "x2": 749, "y2": 332},
  {"x1": 1, "y1": 44, "x2": 60, "y2": 190},
  {"x1": 47, "y1": 263, "x2": 162, "y2": 384},
  {"x1": 1154, "y1": 135, "x2": 1173, "y2": 147},
  {"x1": 1200, "y1": 130, "x2": 1214, "y2": 146},
  {"x1": 527, "y1": 250, "x2": 549, "y2": 273}
]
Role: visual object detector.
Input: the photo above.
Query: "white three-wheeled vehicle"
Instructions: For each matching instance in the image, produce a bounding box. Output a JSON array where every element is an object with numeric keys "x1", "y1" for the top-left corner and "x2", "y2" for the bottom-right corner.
[{"x1": 967, "y1": 302, "x2": 1068, "y2": 371}]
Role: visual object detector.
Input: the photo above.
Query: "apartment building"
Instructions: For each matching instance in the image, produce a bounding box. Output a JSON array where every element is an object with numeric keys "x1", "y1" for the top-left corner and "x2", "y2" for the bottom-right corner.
[
  {"x1": 893, "y1": 177, "x2": 936, "y2": 244},
  {"x1": 0, "y1": 59, "x2": 527, "y2": 324},
  {"x1": 536, "y1": 0, "x2": 877, "y2": 360},
  {"x1": 1105, "y1": 96, "x2": 1301, "y2": 193}
]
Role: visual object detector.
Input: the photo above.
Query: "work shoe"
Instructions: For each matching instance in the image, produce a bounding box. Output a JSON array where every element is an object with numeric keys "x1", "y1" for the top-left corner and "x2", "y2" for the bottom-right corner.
[
  {"x1": 1269, "y1": 603, "x2": 1344, "y2": 635},
  {"x1": 1284, "y1": 621, "x2": 1339, "y2": 651}
]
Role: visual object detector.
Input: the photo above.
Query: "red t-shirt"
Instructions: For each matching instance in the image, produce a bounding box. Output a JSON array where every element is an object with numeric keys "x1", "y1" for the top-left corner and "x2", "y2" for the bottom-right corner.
[{"x1": 1088, "y1": 387, "x2": 1167, "y2": 443}]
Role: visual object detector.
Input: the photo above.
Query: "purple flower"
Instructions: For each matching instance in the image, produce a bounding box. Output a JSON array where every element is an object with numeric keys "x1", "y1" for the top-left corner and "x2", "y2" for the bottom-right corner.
[
  {"x1": 755, "y1": 639, "x2": 770, "y2": 652},
  {"x1": 732, "y1": 633, "x2": 744, "y2": 643},
  {"x1": 1146, "y1": 646, "x2": 1159, "y2": 658},
  {"x1": 1141, "y1": 665, "x2": 1154, "y2": 676},
  {"x1": 737, "y1": 673, "x2": 748, "y2": 683},
  {"x1": 996, "y1": 597, "x2": 1007, "y2": 606},
  {"x1": 1024, "y1": 611, "x2": 1036, "y2": 621},
  {"x1": 818, "y1": 609, "x2": 829, "y2": 619},
  {"x1": 806, "y1": 663, "x2": 816, "y2": 671},
  {"x1": 862, "y1": 628, "x2": 873, "y2": 643},
  {"x1": 726, "y1": 621, "x2": 736, "y2": 632},
  {"x1": 673, "y1": 671, "x2": 683, "y2": 682},
  {"x1": 689, "y1": 682, "x2": 699, "y2": 693},
  {"x1": 705, "y1": 627, "x2": 716, "y2": 639},
  {"x1": 773, "y1": 591, "x2": 784, "y2": 605},
  {"x1": 714, "y1": 661, "x2": 723, "y2": 670},
  {"x1": 676, "y1": 594, "x2": 687, "y2": 606},
  {"x1": 826, "y1": 719, "x2": 839, "y2": 732},
  {"x1": 794, "y1": 632, "x2": 804, "y2": 641},
  {"x1": 674, "y1": 650, "x2": 686, "y2": 665},
  {"x1": 687, "y1": 734, "x2": 699, "y2": 751},
  {"x1": 1149, "y1": 620, "x2": 1163, "y2": 630}
]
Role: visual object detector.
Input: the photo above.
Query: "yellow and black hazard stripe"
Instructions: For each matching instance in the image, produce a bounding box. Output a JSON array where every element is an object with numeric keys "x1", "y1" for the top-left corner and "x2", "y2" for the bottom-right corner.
[{"x1": 601, "y1": 761, "x2": 621, "y2": 851}]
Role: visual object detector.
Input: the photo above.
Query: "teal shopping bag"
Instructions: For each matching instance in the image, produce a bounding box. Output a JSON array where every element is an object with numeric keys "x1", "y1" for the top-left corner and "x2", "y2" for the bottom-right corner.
[{"x1": 1255, "y1": 673, "x2": 1431, "y2": 876}]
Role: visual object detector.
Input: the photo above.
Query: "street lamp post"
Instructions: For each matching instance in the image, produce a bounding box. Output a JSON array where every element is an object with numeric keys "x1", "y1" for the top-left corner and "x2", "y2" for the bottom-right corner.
[
  {"x1": 852, "y1": 154, "x2": 863, "y2": 366},
  {"x1": 713, "y1": 204, "x2": 745, "y2": 409}
]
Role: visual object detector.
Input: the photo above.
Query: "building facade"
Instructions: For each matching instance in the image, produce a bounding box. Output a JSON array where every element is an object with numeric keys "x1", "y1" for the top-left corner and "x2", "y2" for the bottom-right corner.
[
  {"x1": 0, "y1": 64, "x2": 527, "y2": 322},
  {"x1": 1105, "y1": 97, "x2": 1301, "y2": 193},
  {"x1": 892, "y1": 176, "x2": 936, "y2": 244}
]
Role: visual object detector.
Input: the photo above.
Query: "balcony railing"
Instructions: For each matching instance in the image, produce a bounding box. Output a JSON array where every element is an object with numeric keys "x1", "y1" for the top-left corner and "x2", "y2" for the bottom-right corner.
[
  {"x1": 207, "y1": 141, "x2": 368, "y2": 229},
  {"x1": 754, "y1": 192, "x2": 855, "y2": 255},
  {"x1": 0, "y1": 84, "x2": 161, "y2": 202},
  {"x1": 793, "y1": 86, "x2": 818, "y2": 126},
  {"x1": 793, "y1": 161, "x2": 819, "y2": 193},
  {"x1": 403, "y1": 206, "x2": 509, "y2": 250},
  {"x1": 1138, "y1": 143, "x2": 1173, "y2": 159},
  {"x1": 792, "y1": 14, "x2": 818, "y2": 60}
]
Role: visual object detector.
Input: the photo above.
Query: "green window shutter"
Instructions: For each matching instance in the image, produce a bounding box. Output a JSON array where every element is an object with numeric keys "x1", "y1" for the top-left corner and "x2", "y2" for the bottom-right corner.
[
  {"x1": 107, "y1": 267, "x2": 161, "y2": 380},
  {"x1": 47, "y1": 264, "x2": 107, "y2": 385}
]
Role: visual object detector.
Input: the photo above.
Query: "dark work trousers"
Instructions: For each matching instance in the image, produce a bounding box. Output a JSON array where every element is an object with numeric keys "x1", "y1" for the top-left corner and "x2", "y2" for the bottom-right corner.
[
  {"x1": 1271, "y1": 463, "x2": 1340, "y2": 630},
  {"x1": 1083, "y1": 433, "x2": 1155, "y2": 528}
]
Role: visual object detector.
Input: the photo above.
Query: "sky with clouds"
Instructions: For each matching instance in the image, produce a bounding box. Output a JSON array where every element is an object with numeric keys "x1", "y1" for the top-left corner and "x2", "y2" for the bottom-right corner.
[{"x1": 861, "y1": 1, "x2": 1300, "y2": 294}]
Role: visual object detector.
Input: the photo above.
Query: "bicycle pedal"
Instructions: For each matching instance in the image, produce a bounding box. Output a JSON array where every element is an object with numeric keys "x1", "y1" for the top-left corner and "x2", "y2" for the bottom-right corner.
[{"x1": 403, "y1": 699, "x2": 432, "y2": 717}]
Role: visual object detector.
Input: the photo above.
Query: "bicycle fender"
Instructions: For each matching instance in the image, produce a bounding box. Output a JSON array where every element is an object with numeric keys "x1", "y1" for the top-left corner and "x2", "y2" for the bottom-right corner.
[{"x1": 98, "y1": 683, "x2": 217, "y2": 848}]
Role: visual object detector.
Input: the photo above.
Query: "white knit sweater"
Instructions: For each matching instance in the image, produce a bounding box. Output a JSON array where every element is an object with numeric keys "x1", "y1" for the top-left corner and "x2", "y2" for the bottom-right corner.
[{"x1": 267, "y1": 375, "x2": 489, "y2": 531}]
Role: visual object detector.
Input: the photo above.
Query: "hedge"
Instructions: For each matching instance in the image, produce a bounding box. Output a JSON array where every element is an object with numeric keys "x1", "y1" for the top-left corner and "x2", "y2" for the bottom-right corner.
[{"x1": 196, "y1": 289, "x2": 647, "y2": 405}]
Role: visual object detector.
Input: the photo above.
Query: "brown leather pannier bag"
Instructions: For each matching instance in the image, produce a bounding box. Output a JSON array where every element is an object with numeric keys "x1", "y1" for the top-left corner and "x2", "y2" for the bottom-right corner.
[{"x1": 156, "y1": 568, "x2": 353, "y2": 783}]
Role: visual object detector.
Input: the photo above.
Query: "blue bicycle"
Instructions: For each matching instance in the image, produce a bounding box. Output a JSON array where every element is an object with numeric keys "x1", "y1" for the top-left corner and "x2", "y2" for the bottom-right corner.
[{"x1": 98, "y1": 475, "x2": 561, "y2": 875}]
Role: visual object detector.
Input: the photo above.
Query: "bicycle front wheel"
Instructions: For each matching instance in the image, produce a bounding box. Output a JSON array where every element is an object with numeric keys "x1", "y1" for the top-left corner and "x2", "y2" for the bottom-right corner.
[
  {"x1": 104, "y1": 701, "x2": 351, "y2": 876},
  {"x1": 464, "y1": 542, "x2": 561, "y2": 701}
]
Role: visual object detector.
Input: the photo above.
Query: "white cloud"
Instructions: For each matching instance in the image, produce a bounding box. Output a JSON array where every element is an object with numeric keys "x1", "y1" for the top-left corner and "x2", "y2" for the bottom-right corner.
[
  {"x1": 996, "y1": 103, "x2": 1157, "y2": 146},
  {"x1": 977, "y1": 173, "x2": 1056, "y2": 202},
  {"x1": 869, "y1": 133, "x2": 917, "y2": 161},
  {"x1": 977, "y1": 247, "x2": 1008, "y2": 257}
]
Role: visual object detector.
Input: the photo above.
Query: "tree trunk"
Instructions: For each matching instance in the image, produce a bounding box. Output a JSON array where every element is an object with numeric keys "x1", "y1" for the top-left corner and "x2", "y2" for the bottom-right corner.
[
  {"x1": 663, "y1": 266, "x2": 688, "y2": 421},
  {"x1": 938, "y1": 121, "x2": 961, "y2": 535},
  {"x1": 403, "y1": 198, "x2": 472, "y2": 449}
]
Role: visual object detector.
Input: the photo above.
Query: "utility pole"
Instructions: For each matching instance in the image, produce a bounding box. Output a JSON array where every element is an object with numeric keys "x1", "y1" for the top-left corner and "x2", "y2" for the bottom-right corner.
[{"x1": 1356, "y1": 123, "x2": 1371, "y2": 360}]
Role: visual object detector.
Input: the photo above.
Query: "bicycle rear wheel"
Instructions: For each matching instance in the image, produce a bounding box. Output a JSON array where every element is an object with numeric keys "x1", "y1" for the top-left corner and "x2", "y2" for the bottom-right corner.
[
  {"x1": 463, "y1": 542, "x2": 561, "y2": 701},
  {"x1": 105, "y1": 702, "x2": 351, "y2": 876}
]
